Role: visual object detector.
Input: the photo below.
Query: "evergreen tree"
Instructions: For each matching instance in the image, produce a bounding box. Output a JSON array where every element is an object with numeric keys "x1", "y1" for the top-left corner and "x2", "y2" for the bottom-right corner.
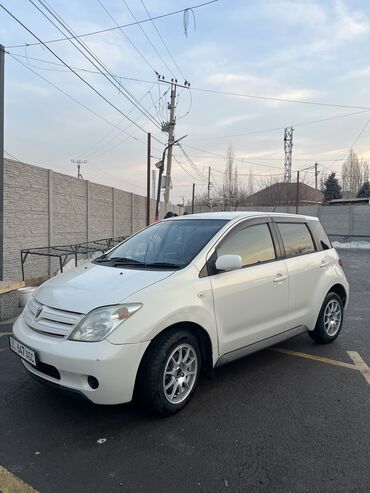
[
  {"x1": 323, "y1": 172, "x2": 342, "y2": 202},
  {"x1": 357, "y1": 181, "x2": 370, "y2": 198}
]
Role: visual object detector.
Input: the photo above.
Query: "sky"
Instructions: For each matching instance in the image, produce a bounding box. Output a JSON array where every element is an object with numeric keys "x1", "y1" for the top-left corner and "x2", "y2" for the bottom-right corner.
[{"x1": 2, "y1": 0, "x2": 370, "y2": 202}]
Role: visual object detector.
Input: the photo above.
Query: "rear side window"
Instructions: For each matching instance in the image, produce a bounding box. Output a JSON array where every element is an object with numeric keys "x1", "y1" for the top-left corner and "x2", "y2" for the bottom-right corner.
[
  {"x1": 217, "y1": 223, "x2": 276, "y2": 267},
  {"x1": 277, "y1": 223, "x2": 315, "y2": 258},
  {"x1": 308, "y1": 221, "x2": 332, "y2": 250}
]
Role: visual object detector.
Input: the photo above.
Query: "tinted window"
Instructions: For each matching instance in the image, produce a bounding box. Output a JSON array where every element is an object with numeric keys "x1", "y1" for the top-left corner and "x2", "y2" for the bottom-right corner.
[
  {"x1": 277, "y1": 223, "x2": 315, "y2": 257},
  {"x1": 217, "y1": 223, "x2": 276, "y2": 267},
  {"x1": 308, "y1": 221, "x2": 332, "y2": 250},
  {"x1": 102, "y1": 219, "x2": 228, "y2": 268}
]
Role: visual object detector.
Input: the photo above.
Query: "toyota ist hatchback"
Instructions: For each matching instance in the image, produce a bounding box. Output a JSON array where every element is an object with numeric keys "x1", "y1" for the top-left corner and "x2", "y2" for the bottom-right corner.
[{"x1": 11, "y1": 212, "x2": 349, "y2": 416}]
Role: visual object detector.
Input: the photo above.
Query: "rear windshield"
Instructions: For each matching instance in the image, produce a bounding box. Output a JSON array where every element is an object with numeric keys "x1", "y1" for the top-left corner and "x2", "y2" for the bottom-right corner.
[{"x1": 97, "y1": 219, "x2": 228, "y2": 269}]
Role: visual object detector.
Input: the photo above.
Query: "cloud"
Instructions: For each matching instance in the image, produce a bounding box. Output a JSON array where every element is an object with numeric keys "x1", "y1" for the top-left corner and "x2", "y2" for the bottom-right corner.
[{"x1": 333, "y1": 0, "x2": 370, "y2": 40}]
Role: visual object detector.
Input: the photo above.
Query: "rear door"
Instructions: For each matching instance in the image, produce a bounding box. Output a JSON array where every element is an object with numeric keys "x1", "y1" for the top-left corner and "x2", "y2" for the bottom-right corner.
[
  {"x1": 209, "y1": 218, "x2": 289, "y2": 355},
  {"x1": 272, "y1": 219, "x2": 325, "y2": 328}
]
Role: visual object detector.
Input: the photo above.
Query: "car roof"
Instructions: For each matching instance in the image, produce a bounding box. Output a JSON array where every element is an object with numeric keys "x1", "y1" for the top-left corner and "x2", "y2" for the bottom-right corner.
[{"x1": 173, "y1": 211, "x2": 319, "y2": 222}]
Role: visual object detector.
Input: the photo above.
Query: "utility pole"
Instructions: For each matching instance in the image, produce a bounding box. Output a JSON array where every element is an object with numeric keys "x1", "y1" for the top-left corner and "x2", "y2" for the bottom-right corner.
[
  {"x1": 154, "y1": 134, "x2": 187, "y2": 221},
  {"x1": 0, "y1": 45, "x2": 5, "y2": 281},
  {"x1": 71, "y1": 159, "x2": 87, "y2": 179},
  {"x1": 164, "y1": 82, "x2": 177, "y2": 208},
  {"x1": 146, "y1": 133, "x2": 151, "y2": 226},
  {"x1": 315, "y1": 162, "x2": 319, "y2": 207},
  {"x1": 158, "y1": 76, "x2": 191, "y2": 207},
  {"x1": 151, "y1": 170, "x2": 156, "y2": 199},
  {"x1": 191, "y1": 183, "x2": 195, "y2": 214},
  {"x1": 295, "y1": 170, "x2": 300, "y2": 214},
  {"x1": 207, "y1": 166, "x2": 211, "y2": 208},
  {"x1": 284, "y1": 127, "x2": 294, "y2": 183}
]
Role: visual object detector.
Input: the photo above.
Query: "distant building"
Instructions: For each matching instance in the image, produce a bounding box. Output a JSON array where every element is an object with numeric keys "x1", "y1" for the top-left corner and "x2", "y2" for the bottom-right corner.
[
  {"x1": 329, "y1": 197, "x2": 370, "y2": 206},
  {"x1": 245, "y1": 182, "x2": 323, "y2": 207}
]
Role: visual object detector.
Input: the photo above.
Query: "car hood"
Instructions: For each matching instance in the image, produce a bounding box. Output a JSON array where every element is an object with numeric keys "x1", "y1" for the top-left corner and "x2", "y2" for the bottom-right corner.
[{"x1": 34, "y1": 263, "x2": 174, "y2": 314}]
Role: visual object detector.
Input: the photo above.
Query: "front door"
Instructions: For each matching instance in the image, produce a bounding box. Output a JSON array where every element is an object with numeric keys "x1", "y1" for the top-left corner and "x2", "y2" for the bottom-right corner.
[{"x1": 209, "y1": 221, "x2": 289, "y2": 356}]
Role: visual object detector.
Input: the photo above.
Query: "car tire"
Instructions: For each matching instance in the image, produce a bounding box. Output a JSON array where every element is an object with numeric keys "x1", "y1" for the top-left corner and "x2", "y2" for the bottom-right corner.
[
  {"x1": 308, "y1": 292, "x2": 344, "y2": 344},
  {"x1": 137, "y1": 330, "x2": 201, "y2": 417}
]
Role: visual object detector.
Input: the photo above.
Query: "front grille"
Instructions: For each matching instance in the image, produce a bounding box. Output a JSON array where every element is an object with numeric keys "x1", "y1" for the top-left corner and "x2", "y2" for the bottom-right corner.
[
  {"x1": 35, "y1": 361, "x2": 61, "y2": 380},
  {"x1": 24, "y1": 298, "x2": 83, "y2": 338}
]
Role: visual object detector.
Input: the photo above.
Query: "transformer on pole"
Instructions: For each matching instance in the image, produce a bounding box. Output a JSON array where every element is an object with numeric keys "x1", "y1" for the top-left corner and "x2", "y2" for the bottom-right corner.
[{"x1": 284, "y1": 127, "x2": 294, "y2": 183}]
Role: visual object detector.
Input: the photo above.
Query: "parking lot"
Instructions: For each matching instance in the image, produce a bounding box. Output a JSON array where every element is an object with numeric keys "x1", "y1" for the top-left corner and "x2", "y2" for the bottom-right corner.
[{"x1": 0, "y1": 249, "x2": 369, "y2": 493}]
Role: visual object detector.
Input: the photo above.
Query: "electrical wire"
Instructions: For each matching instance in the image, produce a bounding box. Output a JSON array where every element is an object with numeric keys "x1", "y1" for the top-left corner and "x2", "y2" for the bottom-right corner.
[
  {"x1": 96, "y1": 0, "x2": 156, "y2": 75},
  {"x1": 8, "y1": 53, "x2": 148, "y2": 145},
  {"x1": 140, "y1": 0, "x2": 187, "y2": 80},
  {"x1": 4, "y1": 150, "x2": 21, "y2": 161},
  {"x1": 183, "y1": 144, "x2": 284, "y2": 170},
  {"x1": 5, "y1": 0, "x2": 219, "y2": 49},
  {"x1": 121, "y1": 0, "x2": 174, "y2": 77},
  {"x1": 173, "y1": 155, "x2": 206, "y2": 182},
  {"x1": 80, "y1": 82, "x2": 158, "y2": 159},
  {"x1": 2, "y1": 3, "x2": 164, "y2": 142},
  {"x1": 178, "y1": 144, "x2": 207, "y2": 180},
  {"x1": 190, "y1": 109, "x2": 370, "y2": 141},
  {"x1": 31, "y1": 0, "x2": 162, "y2": 130},
  {"x1": 190, "y1": 86, "x2": 370, "y2": 111}
]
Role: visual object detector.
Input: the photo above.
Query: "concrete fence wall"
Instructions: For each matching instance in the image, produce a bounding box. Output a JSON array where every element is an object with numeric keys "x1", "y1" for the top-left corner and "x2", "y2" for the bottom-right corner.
[
  {"x1": 4, "y1": 159, "x2": 180, "y2": 282},
  {"x1": 188, "y1": 205, "x2": 370, "y2": 241}
]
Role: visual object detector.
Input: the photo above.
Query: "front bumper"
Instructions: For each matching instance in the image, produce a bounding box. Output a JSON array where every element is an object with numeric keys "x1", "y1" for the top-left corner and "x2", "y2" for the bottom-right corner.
[{"x1": 12, "y1": 316, "x2": 150, "y2": 405}]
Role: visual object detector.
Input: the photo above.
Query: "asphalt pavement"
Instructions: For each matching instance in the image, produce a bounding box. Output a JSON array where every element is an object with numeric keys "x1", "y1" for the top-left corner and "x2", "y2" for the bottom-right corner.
[{"x1": 0, "y1": 249, "x2": 369, "y2": 493}]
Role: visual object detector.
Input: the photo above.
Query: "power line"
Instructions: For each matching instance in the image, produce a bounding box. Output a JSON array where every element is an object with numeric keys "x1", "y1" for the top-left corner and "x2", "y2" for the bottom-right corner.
[
  {"x1": 10, "y1": 51, "x2": 370, "y2": 123},
  {"x1": 88, "y1": 92, "x2": 168, "y2": 161},
  {"x1": 4, "y1": 150, "x2": 21, "y2": 161},
  {"x1": 31, "y1": 0, "x2": 162, "y2": 130},
  {"x1": 173, "y1": 155, "x2": 206, "y2": 182},
  {"x1": 8, "y1": 53, "x2": 147, "y2": 145},
  {"x1": 324, "y1": 117, "x2": 370, "y2": 172},
  {"x1": 190, "y1": 86, "x2": 370, "y2": 111},
  {"x1": 178, "y1": 143, "x2": 206, "y2": 180},
  {"x1": 1, "y1": 3, "x2": 163, "y2": 141},
  {"x1": 183, "y1": 144, "x2": 284, "y2": 170},
  {"x1": 121, "y1": 0, "x2": 174, "y2": 77},
  {"x1": 5, "y1": 51, "x2": 157, "y2": 83},
  {"x1": 190, "y1": 109, "x2": 370, "y2": 141},
  {"x1": 96, "y1": 0, "x2": 157, "y2": 75},
  {"x1": 140, "y1": 0, "x2": 187, "y2": 80},
  {"x1": 80, "y1": 82, "x2": 158, "y2": 159},
  {"x1": 5, "y1": 0, "x2": 219, "y2": 49}
]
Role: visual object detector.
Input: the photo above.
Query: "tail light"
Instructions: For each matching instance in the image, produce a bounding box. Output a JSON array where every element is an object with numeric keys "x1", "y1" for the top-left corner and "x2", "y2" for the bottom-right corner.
[{"x1": 338, "y1": 258, "x2": 343, "y2": 268}]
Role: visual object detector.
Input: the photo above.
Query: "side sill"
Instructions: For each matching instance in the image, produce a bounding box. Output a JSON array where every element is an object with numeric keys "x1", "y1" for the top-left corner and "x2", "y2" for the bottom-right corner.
[{"x1": 215, "y1": 325, "x2": 308, "y2": 368}]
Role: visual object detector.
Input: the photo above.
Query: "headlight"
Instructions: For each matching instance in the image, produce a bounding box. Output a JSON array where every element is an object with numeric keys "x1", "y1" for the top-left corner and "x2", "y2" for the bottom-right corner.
[{"x1": 68, "y1": 304, "x2": 142, "y2": 342}]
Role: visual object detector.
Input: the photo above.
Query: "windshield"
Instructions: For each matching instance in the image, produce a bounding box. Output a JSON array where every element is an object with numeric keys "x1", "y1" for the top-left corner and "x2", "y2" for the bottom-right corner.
[{"x1": 96, "y1": 219, "x2": 228, "y2": 269}]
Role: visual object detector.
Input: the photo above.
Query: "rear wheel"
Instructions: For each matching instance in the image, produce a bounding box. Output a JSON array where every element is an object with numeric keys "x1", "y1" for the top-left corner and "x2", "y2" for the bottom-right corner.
[
  {"x1": 309, "y1": 292, "x2": 343, "y2": 344},
  {"x1": 137, "y1": 330, "x2": 201, "y2": 417}
]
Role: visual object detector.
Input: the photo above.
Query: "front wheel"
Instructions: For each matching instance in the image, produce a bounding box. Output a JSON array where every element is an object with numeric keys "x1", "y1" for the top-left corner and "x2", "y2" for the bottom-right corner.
[
  {"x1": 308, "y1": 292, "x2": 344, "y2": 344},
  {"x1": 137, "y1": 330, "x2": 201, "y2": 417}
]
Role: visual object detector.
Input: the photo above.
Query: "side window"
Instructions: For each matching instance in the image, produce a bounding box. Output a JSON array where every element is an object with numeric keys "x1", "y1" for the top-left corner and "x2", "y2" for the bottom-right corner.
[
  {"x1": 308, "y1": 221, "x2": 332, "y2": 251},
  {"x1": 217, "y1": 223, "x2": 276, "y2": 267},
  {"x1": 277, "y1": 223, "x2": 315, "y2": 258}
]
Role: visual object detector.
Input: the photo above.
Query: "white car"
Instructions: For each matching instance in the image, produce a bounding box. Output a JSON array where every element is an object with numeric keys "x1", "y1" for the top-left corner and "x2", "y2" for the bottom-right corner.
[{"x1": 11, "y1": 212, "x2": 349, "y2": 416}]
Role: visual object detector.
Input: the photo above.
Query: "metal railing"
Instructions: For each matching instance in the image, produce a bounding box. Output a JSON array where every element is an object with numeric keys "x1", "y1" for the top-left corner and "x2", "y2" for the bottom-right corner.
[{"x1": 20, "y1": 236, "x2": 127, "y2": 281}]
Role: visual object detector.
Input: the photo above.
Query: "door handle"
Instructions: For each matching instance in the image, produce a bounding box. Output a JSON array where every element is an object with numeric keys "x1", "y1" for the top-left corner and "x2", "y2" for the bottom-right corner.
[
  {"x1": 320, "y1": 260, "x2": 329, "y2": 268},
  {"x1": 273, "y1": 274, "x2": 288, "y2": 283}
]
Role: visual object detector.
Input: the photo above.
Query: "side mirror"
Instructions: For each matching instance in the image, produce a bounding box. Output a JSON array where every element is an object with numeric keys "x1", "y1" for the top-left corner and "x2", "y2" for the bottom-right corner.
[{"x1": 215, "y1": 254, "x2": 242, "y2": 272}]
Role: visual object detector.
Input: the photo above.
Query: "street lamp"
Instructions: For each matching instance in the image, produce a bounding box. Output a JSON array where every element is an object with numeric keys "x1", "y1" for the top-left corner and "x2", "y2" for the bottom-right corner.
[{"x1": 154, "y1": 134, "x2": 187, "y2": 221}]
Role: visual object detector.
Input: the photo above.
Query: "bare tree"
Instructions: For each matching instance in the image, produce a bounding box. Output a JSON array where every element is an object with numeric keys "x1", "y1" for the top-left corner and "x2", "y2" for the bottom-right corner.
[
  {"x1": 342, "y1": 149, "x2": 369, "y2": 196},
  {"x1": 221, "y1": 145, "x2": 239, "y2": 210}
]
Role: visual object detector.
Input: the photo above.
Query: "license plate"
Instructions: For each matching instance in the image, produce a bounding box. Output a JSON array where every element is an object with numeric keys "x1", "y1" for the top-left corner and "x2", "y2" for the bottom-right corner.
[{"x1": 9, "y1": 336, "x2": 37, "y2": 366}]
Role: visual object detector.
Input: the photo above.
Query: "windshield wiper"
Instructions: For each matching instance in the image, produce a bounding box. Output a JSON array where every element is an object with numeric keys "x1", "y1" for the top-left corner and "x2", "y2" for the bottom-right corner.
[
  {"x1": 144, "y1": 262, "x2": 182, "y2": 269},
  {"x1": 94, "y1": 257, "x2": 144, "y2": 265}
]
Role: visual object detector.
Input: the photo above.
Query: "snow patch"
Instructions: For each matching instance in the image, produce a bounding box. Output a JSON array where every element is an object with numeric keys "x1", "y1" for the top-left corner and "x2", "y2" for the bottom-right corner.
[{"x1": 332, "y1": 240, "x2": 370, "y2": 249}]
